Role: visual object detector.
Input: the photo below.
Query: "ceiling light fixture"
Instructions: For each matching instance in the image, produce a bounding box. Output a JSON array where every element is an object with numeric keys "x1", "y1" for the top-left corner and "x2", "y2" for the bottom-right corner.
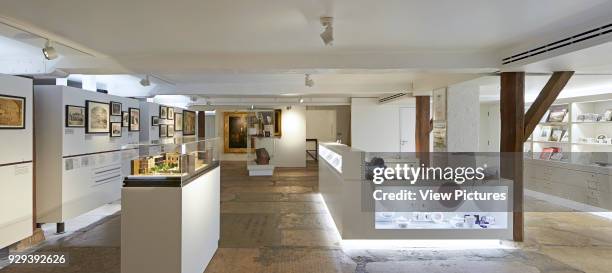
[
  {"x1": 139, "y1": 75, "x2": 151, "y2": 87},
  {"x1": 305, "y1": 74, "x2": 314, "y2": 88},
  {"x1": 320, "y1": 17, "x2": 334, "y2": 46},
  {"x1": 42, "y1": 40, "x2": 58, "y2": 60}
]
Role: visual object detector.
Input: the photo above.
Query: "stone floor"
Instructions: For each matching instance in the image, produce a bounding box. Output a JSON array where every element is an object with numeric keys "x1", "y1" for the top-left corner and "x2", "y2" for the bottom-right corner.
[{"x1": 1, "y1": 160, "x2": 612, "y2": 273}]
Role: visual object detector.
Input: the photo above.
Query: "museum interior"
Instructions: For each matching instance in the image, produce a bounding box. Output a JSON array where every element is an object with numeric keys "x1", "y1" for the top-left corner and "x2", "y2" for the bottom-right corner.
[{"x1": 1, "y1": 1, "x2": 612, "y2": 273}]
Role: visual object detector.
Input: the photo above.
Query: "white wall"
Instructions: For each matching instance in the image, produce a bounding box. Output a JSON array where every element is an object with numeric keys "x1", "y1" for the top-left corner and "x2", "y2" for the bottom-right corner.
[
  {"x1": 351, "y1": 97, "x2": 416, "y2": 152},
  {"x1": 447, "y1": 83, "x2": 480, "y2": 152},
  {"x1": 306, "y1": 109, "x2": 336, "y2": 142},
  {"x1": 479, "y1": 103, "x2": 501, "y2": 152},
  {"x1": 0, "y1": 74, "x2": 33, "y2": 248}
]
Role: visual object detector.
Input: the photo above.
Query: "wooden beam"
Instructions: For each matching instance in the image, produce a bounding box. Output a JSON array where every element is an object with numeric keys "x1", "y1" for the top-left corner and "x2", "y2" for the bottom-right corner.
[
  {"x1": 197, "y1": 111, "x2": 206, "y2": 140},
  {"x1": 415, "y1": 96, "x2": 431, "y2": 153},
  {"x1": 523, "y1": 71, "x2": 574, "y2": 141},
  {"x1": 500, "y1": 72, "x2": 525, "y2": 242}
]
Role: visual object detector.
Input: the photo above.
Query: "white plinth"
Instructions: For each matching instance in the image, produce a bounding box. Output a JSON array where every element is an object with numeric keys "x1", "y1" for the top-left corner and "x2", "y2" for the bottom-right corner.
[{"x1": 247, "y1": 163, "x2": 275, "y2": 176}]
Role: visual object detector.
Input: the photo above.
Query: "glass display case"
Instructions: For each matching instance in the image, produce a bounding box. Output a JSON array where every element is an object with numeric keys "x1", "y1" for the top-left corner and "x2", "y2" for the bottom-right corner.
[{"x1": 122, "y1": 138, "x2": 219, "y2": 186}]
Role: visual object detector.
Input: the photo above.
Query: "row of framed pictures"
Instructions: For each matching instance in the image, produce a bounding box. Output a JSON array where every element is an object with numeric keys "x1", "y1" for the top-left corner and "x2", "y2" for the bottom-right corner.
[
  {"x1": 151, "y1": 108, "x2": 196, "y2": 137},
  {"x1": 65, "y1": 100, "x2": 140, "y2": 137}
]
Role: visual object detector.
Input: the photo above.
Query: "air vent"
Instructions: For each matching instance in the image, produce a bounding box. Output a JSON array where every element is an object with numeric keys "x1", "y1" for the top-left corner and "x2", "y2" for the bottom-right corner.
[
  {"x1": 503, "y1": 23, "x2": 612, "y2": 65},
  {"x1": 378, "y1": 93, "x2": 408, "y2": 104}
]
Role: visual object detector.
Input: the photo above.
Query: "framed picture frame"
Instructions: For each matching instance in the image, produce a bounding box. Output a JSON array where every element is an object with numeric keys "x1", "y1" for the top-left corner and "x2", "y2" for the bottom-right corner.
[
  {"x1": 274, "y1": 109, "x2": 282, "y2": 137},
  {"x1": 224, "y1": 112, "x2": 252, "y2": 153},
  {"x1": 168, "y1": 107, "x2": 174, "y2": 120},
  {"x1": 183, "y1": 110, "x2": 196, "y2": 136},
  {"x1": 85, "y1": 100, "x2": 110, "y2": 134},
  {"x1": 159, "y1": 124, "x2": 168, "y2": 138},
  {"x1": 550, "y1": 128, "x2": 565, "y2": 142},
  {"x1": 174, "y1": 112, "x2": 183, "y2": 131},
  {"x1": 546, "y1": 105, "x2": 568, "y2": 123},
  {"x1": 160, "y1": 106, "x2": 168, "y2": 119},
  {"x1": 168, "y1": 125, "x2": 175, "y2": 137},
  {"x1": 151, "y1": 116, "x2": 160, "y2": 126},
  {"x1": 0, "y1": 94, "x2": 26, "y2": 129},
  {"x1": 65, "y1": 105, "x2": 85, "y2": 128},
  {"x1": 110, "y1": 122, "x2": 122, "y2": 137},
  {"x1": 122, "y1": 111, "x2": 129, "y2": 127},
  {"x1": 129, "y1": 108, "x2": 140, "y2": 132},
  {"x1": 110, "y1": 101, "x2": 122, "y2": 116}
]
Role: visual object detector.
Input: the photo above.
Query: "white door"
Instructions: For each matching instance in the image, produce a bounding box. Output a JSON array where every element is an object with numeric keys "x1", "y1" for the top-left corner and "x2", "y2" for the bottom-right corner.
[{"x1": 400, "y1": 107, "x2": 416, "y2": 152}]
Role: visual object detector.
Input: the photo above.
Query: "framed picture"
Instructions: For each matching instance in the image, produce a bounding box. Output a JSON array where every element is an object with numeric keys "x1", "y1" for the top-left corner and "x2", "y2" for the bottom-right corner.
[
  {"x1": 183, "y1": 110, "x2": 196, "y2": 136},
  {"x1": 65, "y1": 105, "x2": 85, "y2": 127},
  {"x1": 0, "y1": 94, "x2": 26, "y2": 129},
  {"x1": 174, "y1": 112, "x2": 183, "y2": 131},
  {"x1": 432, "y1": 88, "x2": 447, "y2": 121},
  {"x1": 168, "y1": 125, "x2": 175, "y2": 137},
  {"x1": 129, "y1": 108, "x2": 140, "y2": 132},
  {"x1": 538, "y1": 126, "x2": 552, "y2": 141},
  {"x1": 274, "y1": 109, "x2": 282, "y2": 137},
  {"x1": 110, "y1": 122, "x2": 122, "y2": 137},
  {"x1": 151, "y1": 116, "x2": 160, "y2": 126},
  {"x1": 168, "y1": 108, "x2": 174, "y2": 120},
  {"x1": 546, "y1": 105, "x2": 568, "y2": 122},
  {"x1": 258, "y1": 111, "x2": 274, "y2": 126},
  {"x1": 603, "y1": 109, "x2": 612, "y2": 121},
  {"x1": 86, "y1": 100, "x2": 110, "y2": 134},
  {"x1": 110, "y1": 101, "x2": 122, "y2": 116},
  {"x1": 160, "y1": 106, "x2": 168, "y2": 119},
  {"x1": 550, "y1": 128, "x2": 565, "y2": 142},
  {"x1": 122, "y1": 111, "x2": 129, "y2": 127},
  {"x1": 224, "y1": 112, "x2": 251, "y2": 153},
  {"x1": 159, "y1": 124, "x2": 168, "y2": 138}
]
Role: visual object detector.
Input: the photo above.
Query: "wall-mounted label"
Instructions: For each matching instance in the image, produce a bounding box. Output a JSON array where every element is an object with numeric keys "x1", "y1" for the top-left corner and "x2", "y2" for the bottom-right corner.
[
  {"x1": 14, "y1": 165, "x2": 30, "y2": 175},
  {"x1": 65, "y1": 128, "x2": 74, "y2": 135}
]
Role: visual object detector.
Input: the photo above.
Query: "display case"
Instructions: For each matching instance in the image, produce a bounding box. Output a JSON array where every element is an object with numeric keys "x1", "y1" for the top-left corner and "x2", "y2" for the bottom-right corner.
[{"x1": 123, "y1": 138, "x2": 219, "y2": 186}]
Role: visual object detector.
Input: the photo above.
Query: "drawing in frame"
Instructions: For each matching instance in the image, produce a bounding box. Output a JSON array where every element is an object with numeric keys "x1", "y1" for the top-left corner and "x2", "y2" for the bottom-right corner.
[
  {"x1": 65, "y1": 105, "x2": 85, "y2": 128},
  {"x1": 159, "y1": 124, "x2": 168, "y2": 138},
  {"x1": 122, "y1": 111, "x2": 129, "y2": 127},
  {"x1": 110, "y1": 101, "x2": 122, "y2": 116},
  {"x1": 151, "y1": 116, "x2": 160, "y2": 126},
  {"x1": 110, "y1": 122, "x2": 122, "y2": 137},
  {"x1": 274, "y1": 109, "x2": 282, "y2": 137},
  {"x1": 183, "y1": 110, "x2": 196, "y2": 136},
  {"x1": 0, "y1": 94, "x2": 26, "y2": 129},
  {"x1": 85, "y1": 100, "x2": 110, "y2": 134},
  {"x1": 174, "y1": 112, "x2": 183, "y2": 131},
  {"x1": 168, "y1": 107, "x2": 174, "y2": 120},
  {"x1": 129, "y1": 108, "x2": 140, "y2": 131},
  {"x1": 168, "y1": 125, "x2": 175, "y2": 137},
  {"x1": 160, "y1": 106, "x2": 168, "y2": 119},
  {"x1": 224, "y1": 112, "x2": 252, "y2": 153}
]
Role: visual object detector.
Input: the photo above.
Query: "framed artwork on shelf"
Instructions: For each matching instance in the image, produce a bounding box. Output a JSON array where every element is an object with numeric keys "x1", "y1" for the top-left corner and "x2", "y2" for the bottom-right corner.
[
  {"x1": 122, "y1": 111, "x2": 129, "y2": 127},
  {"x1": 168, "y1": 125, "x2": 175, "y2": 137},
  {"x1": 159, "y1": 124, "x2": 168, "y2": 138},
  {"x1": 110, "y1": 122, "x2": 122, "y2": 137},
  {"x1": 258, "y1": 111, "x2": 274, "y2": 126},
  {"x1": 550, "y1": 129, "x2": 565, "y2": 142},
  {"x1": 183, "y1": 110, "x2": 196, "y2": 136},
  {"x1": 65, "y1": 105, "x2": 85, "y2": 127},
  {"x1": 85, "y1": 100, "x2": 110, "y2": 134},
  {"x1": 274, "y1": 109, "x2": 282, "y2": 137},
  {"x1": 129, "y1": 108, "x2": 140, "y2": 132},
  {"x1": 604, "y1": 109, "x2": 612, "y2": 121},
  {"x1": 538, "y1": 126, "x2": 552, "y2": 141},
  {"x1": 151, "y1": 116, "x2": 160, "y2": 126},
  {"x1": 168, "y1": 108, "x2": 174, "y2": 120},
  {"x1": 224, "y1": 112, "x2": 250, "y2": 153},
  {"x1": 174, "y1": 112, "x2": 183, "y2": 131},
  {"x1": 0, "y1": 94, "x2": 26, "y2": 129},
  {"x1": 546, "y1": 105, "x2": 568, "y2": 122},
  {"x1": 110, "y1": 101, "x2": 122, "y2": 116},
  {"x1": 160, "y1": 106, "x2": 168, "y2": 119}
]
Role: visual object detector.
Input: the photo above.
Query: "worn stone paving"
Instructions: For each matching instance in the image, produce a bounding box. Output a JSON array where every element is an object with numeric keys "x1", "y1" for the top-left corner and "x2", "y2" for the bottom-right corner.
[{"x1": 1, "y1": 160, "x2": 611, "y2": 272}]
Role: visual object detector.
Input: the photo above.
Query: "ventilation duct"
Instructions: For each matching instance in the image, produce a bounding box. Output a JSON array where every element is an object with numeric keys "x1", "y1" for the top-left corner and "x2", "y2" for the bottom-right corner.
[{"x1": 378, "y1": 93, "x2": 409, "y2": 104}]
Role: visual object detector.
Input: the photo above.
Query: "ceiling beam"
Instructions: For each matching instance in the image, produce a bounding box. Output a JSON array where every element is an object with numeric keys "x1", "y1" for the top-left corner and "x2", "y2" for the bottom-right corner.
[{"x1": 523, "y1": 71, "x2": 574, "y2": 141}]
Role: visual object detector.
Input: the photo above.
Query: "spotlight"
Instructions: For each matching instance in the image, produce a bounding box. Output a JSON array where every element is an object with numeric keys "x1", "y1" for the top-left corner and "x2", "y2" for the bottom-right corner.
[
  {"x1": 320, "y1": 17, "x2": 334, "y2": 46},
  {"x1": 140, "y1": 75, "x2": 151, "y2": 86},
  {"x1": 299, "y1": 98, "x2": 304, "y2": 103},
  {"x1": 305, "y1": 74, "x2": 314, "y2": 88},
  {"x1": 42, "y1": 40, "x2": 58, "y2": 60}
]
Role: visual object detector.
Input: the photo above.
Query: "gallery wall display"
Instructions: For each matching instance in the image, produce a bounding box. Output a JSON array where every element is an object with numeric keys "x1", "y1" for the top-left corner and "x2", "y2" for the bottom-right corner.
[
  {"x1": 65, "y1": 105, "x2": 85, "y2": 127},
  {"x1": 174, "y1": 112, "x2": 183, "y2": 131},
  {"x1": 129, "y1": 108, "x2": 140, "y2": 132},
  {"x1": 110, "y1": 122, "x2": 122, "y2": 137},
  {"x1": 0, "y1": 94, "x2": 25, "y2": 129},
  {"x1": 168, "y1": 108, "x2": 174, "y2": 120},
  {"x1": 85, "y1": 100, "x2": 110, "y2": 134},
  {"x1": 224, "y1": 112, "x2": 250, "y2": 153},
  {"x1": 110, "y1": 101, "x2": 122, "y2": 116},
  {"x1": 151, "y1": 116, "x2": 160, "y2": 126},
  {"x1": 183, "y1": 110, "x2": 196, "y2": 136},
  {"x1": 168, "y1": 125, "x2": 175, "y2": 137},
  {"x1": 160, "y1": 106, "x2": 168, "y2": 119},
  {"x1": 122, "y1": 111, "x2": 129, "y2": 127},
  {"x1": 160, "y1": 124, "x2": 168, "y2": 137},
  {"x1": 274, "y1": 109, "x2": 282, "y2": 137}
]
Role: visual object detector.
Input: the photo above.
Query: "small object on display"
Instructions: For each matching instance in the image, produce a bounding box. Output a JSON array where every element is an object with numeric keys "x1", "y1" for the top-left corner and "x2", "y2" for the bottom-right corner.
[
  {"x1": 546, "y1": 105, "x2": 568, "y2": 122},
  {"x1": 255, "y1": 148, "x2": 270, "y2": 165}
]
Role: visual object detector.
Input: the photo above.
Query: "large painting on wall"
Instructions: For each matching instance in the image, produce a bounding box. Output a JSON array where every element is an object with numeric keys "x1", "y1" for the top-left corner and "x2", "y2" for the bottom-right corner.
[
  {"x1": 274, "y1": 109, "x2": 282, "y2": 137},
  {"x1": 0, "y1": 94, "x2": 25, "y2": 129},
  {"x1": 183, "y1": 110, "x2": 196, "y2": 136},
  {"x1": 85, "y1": 100, "x2": 109, "y2": 134},
  {"x1": 224, "y1": 112, "x2": 250, "y2": 153}
]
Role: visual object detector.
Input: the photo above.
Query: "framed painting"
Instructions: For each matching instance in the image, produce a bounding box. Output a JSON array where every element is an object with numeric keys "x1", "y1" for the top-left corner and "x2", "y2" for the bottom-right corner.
[
  {"x1": 65, "y1": 105, "x2": 85, "y2": 127},
  {"x1": 0, "y1": 94, "x2": 25, "y2": 129},
  {"x1": 274, "y1": 109, "x2": 282, "y2": 137},
  {"x1": 122, "y1": 111, "x2": 129, "y2": 127},
  {"x1": 224, "y1": 112, "x2": 251, "y2": 153},
  {"x1": 168, "y1": 125, "x2": 175, "y2": 137},
  {"x1": 110, "y1": 122, "x2": 122, "y2": 137},
  {"x1": 110, "y1": 101, "x2": 122, "y2": 116},
  {"x1": 159, "y1": 124, "x2": 168, "y2": 138},
  {"x1": 160, "y1": 106, "x2": 168, "y2": 119},
  {"x1": 174, "y1": 112, "x2": 183, "y2": 131},
  {"x1": 151, "y1": 116, "x2": 160, "y2": 126},
  {"x1": 85, "y1": 100, "x2": 110, "y2": 134},
  {"x1": 183, "y1": 110, "x2": 196, "y2": 136},
  {"x1": 168, "y1": 107, "x2": 174, "y2": 120},
  {"x1": 129, "y1": 108, "x2": 140, "y2": 132}
]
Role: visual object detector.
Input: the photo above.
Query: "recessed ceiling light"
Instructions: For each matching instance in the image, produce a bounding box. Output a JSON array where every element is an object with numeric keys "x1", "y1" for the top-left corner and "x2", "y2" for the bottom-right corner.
[
  {"x1": 140, "y1": 75, "x2": 151, "y2": 86},
  {"x1": 320, "y1": 17, "x2": 334, "y2": 46},
  {"x1": 42, "y1": 40, "x2": 58, "y2": 60}
]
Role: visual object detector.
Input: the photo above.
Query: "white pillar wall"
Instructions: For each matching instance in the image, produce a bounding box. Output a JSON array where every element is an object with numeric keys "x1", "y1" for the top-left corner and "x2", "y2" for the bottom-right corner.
[{"x1": 447, "y1": 83, "x2": 480, "y2": 152}]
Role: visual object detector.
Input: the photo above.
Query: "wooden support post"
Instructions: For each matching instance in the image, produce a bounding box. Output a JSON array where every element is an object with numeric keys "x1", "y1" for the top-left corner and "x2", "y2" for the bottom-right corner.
[
  {"x1": 500, "y1": 72, "x2": 525, "y2": 242},
  {"x1": 523, "y1": 71, "x2": 574, "y2": 141},
  {"x1": 197, "y1": 111, "x2": 206, "y2": 140},
  {"x1": 415, "y1": 96, "x2": 431, "y2": 153}
]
